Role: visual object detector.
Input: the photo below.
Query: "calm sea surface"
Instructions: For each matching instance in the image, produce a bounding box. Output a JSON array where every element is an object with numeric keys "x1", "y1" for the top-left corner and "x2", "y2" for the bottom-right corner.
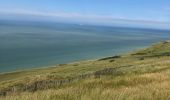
[{"x1": 0, "y1": 20, "x2": 170, "y2": 72}]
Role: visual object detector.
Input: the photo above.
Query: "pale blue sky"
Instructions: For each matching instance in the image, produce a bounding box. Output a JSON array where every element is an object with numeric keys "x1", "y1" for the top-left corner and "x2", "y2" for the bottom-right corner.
[{"x1": 0, "y1": 0, "x2": 170, "y2": 29}]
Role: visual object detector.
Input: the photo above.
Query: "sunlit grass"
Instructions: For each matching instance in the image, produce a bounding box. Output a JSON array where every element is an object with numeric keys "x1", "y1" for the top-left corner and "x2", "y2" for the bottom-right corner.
[{"x1": 1, "y1": 41, "x2": 170, "y2": 100}]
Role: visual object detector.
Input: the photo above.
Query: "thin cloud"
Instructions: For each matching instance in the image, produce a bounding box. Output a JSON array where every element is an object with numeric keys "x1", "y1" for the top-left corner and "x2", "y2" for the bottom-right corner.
[
  {"x1": 0, "y1": 9, "x2": 170, "y2": 25},
  {"x1": 0, "y1": 9, "x2": 127, "y2": 21}
]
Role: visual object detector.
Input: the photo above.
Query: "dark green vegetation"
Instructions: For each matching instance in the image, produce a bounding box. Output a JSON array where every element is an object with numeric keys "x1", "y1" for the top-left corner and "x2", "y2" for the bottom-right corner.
[{"x1": 1, "y1": 41, "x2": 170, "y2": 100}]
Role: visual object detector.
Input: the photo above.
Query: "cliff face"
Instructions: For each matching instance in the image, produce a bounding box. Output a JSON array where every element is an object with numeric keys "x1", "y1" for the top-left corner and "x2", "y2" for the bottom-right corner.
[{"x1": 1, "y1": 41, "x2": 170, "y2": 100}]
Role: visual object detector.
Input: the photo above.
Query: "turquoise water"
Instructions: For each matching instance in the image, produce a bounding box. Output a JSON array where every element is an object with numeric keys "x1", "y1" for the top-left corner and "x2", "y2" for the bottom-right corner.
[{"x1": 0, "y1": 20, "x2": 170, "y2": 72}]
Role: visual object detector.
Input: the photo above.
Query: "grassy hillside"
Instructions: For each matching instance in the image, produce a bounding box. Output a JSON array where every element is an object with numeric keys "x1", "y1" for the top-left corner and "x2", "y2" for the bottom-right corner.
[{"x1": 1, "y1": 41, "x2": 170, "y2": 100}]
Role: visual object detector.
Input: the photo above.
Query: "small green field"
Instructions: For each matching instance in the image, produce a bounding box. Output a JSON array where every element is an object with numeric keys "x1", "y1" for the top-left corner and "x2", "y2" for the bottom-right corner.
[{"x1": 1, "y1": 41, "x2": 170, "y2": 100}]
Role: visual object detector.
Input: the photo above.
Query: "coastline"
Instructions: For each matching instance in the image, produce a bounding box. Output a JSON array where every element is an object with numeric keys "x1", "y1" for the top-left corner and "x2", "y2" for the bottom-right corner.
[
  {"x1": 0, "y1": 43, "x2": 152, "y2": 75},
  {"x1": 1, "y1": 40, "x2": 170, "y2": 98},
  {"x1": 1, "y1": 22, "x2": 170, "y2": 73}
]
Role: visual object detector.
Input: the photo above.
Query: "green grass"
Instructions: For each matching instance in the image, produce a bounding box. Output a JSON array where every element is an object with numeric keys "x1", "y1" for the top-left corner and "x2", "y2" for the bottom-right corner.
[{"x1": 1, "y1": 41, "x2": 170, "y2": 100}]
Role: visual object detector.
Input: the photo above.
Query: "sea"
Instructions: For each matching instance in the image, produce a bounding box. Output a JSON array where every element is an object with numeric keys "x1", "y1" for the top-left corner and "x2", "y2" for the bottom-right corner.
[{"x1": 0, "y1": 20, "x2": 170, "y2": 72}]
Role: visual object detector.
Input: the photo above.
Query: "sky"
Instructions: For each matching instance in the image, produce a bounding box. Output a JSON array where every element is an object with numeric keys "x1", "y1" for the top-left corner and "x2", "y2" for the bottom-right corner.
[{"x1": 0, "y1": 0, "x2": 170, "y2": 29}]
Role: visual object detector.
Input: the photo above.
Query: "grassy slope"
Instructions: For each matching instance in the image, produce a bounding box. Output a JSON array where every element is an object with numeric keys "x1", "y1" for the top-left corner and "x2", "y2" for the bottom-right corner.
[{"x1": 1, "y1": 41, "x2": 170, "y2": 100}]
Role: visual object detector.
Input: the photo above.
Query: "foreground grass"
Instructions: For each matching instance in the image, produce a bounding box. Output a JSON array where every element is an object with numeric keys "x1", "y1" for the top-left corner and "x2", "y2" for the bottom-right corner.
[
  {"x1": 1, "y1": 41, "x2": 170, "y2": 100},
  {"x1": 2, "y1": 69, "x2": 170, "y2": 100}
]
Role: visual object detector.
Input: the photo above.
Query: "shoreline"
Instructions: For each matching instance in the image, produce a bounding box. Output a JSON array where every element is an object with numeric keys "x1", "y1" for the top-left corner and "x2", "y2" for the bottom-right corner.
[
  {"x1": 0, "y1": 44, "x2": 152, "y2": 75},
  {"x1": 1, "y1": 22, "x2": 170, "y2": 73},
  {"x1": 1, "y1": 40, "x2": 170, "y2": 98}
]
